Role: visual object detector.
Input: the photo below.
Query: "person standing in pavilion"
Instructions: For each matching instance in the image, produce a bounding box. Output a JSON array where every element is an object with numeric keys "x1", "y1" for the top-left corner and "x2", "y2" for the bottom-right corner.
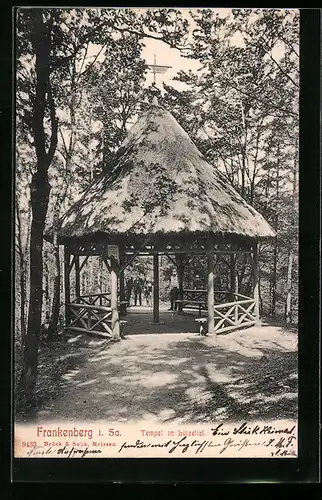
[
  {"x1": 126, "y1": 276, "x2": 133, "y2": 306},
  {"x1": 169, "y1": 270, "x2": 179, "y2": 311},
  {"x1": 133, "y1": 276, "x2": 144, "y2": 306},
  {"x1": 144, "y1": 280, "x2": 153, "y2": 306}
]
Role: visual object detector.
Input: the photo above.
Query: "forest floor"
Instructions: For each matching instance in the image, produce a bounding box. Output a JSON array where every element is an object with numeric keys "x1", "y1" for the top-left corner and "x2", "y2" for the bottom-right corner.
[{"x1": 15, "y1": 315, "x2": 298, "y2": 424}]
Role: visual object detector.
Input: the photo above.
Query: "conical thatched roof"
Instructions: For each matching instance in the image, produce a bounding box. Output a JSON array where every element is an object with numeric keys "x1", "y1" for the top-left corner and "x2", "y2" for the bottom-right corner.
[{"x1": 54, "y1": 102, "x2": 275, "y2": 242}]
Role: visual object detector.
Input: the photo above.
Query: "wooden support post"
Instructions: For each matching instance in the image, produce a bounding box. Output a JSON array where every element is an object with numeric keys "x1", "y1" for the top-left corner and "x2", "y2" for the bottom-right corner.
[
  {"x1": 178, "y1": 264, "x2": 184, "y2": 312},
  {"x1": 110, "y1": 257, "x2": 120, "y2": 341},
  {"x1": 230, "y1": 253, "x2": 235, "y2": 302},
  {"x1": 64, "y1": 247, "x2": 71, "y2": 326},
  {"x1": 119, "y1": 251, "x2": 126, "y2": 316},
  {"x1": 153, "y1": 253, "x2": 159, "y2": 323},
  {"x1": 176, "y1": 254, "x2": 184, "y2": 313},
  {"x1": 230, "y1": 252, "x2": 239, "y2": 323},
  {"x1": 252, "y1": 243, "x2": 260, "y2": 326},
  {"x1": 98, "y1": 256, "x2": 103, "y2": 295},
  {"x1": 207, "y1": 236, "x2": 215, "y2": 336},
  {"x1": 235, "y1": 274, "x2": 239, "y2": 323},
  {"x1": 75, "y1": 254, "x2": 80, "y2": 300}
]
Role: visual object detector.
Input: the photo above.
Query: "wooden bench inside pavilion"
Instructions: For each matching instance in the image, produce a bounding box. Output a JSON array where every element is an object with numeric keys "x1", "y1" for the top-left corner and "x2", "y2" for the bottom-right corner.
[{"x1": 45, "y1": 97, "x2": 275, "y2": 341}]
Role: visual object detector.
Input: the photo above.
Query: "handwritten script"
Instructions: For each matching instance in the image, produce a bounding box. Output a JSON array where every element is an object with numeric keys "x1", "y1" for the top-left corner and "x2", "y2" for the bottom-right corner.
[
  {"x1": 27, "y1": 446, "x2": 102, "y2": 458},
  {"x1": 118, "y1": 422, "x2": 297, "y2": 457}
]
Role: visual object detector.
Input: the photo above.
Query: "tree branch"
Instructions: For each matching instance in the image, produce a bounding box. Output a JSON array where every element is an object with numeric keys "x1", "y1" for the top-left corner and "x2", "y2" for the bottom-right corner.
[
  {"x1": 252, "y1": 26, "x2": 299, "y2": 88},
  {"x1": 78, "y1": 43, "x2": 107, "y2": 79},
  {"x1": 218, "y1": 151, "x2": 235, "y2": 187},
  {"x1": 56, "y1": 147, "x2": 67, "y2": 163},
  {"x1": 50, "y1": 19, "x2": 110, "y2": 72},
  {"x1": 115, "y1": 25, "x2": 188, "y2": 50},
  {"x1": 267, "y1": 51, "x2": 299, "y2": 88},
  {"x1": 222, "y1": 79, "x2": 298, "y2": 118},
  {"x1": 58, "y1": 127, "x2": 68, "y2": 159},
  {"x1": 281, "y1": 35, "x2": 299, "y2": 59},
  {"x1": 78, "y1": 41, "x2": 89, "y2": 76}
]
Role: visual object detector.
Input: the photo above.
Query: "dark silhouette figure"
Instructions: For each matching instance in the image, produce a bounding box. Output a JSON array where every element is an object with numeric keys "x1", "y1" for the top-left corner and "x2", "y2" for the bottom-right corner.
[
  {"x1": 144, "y1": 281, "x2": 153, "y2": 306},
  {"x1": 170, "y1": 287, "x2": 179, "y2": 311},
  {"x1": 126, "y1": 277, "x2": 133, "y2": 306},
  {"x1": 133, "y1": 277, "x2": 144, "y2": 306},
  {"x1": 169, "y1": 271, "x2": 179, "y2": 311}
]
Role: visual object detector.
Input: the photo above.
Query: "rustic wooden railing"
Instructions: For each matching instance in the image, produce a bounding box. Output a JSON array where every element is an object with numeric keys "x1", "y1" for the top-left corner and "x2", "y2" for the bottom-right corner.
[
  {"x1": 178, "y1": 290, "x2": 234, "y2": 315},
  {"x1": 194, "y1": 292, "x2": 256, "y2": 335},
  {"x1": 66, "y1": 302, "x2": 113, "y2": 337},
  {"x1": 72, "y1": 292, "x2": 111, "y2": 307},
  {"x1": 213, "y1": 293, "x2": 256, "y2": 334},
  {"x1": 183, "y1": 289, "x2": 231, "y2": 303}
]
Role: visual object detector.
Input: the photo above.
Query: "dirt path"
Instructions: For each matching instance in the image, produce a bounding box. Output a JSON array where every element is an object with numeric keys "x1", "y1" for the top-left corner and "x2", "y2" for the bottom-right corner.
[{"x1": 33, "y1": 325, "x2": 298, "y2": 425}]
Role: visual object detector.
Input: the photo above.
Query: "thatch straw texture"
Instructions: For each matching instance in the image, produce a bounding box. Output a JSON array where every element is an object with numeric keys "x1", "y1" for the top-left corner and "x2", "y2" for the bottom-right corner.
[{"x1": 54, "y1": 103, "x2": 275, "y2": 241}]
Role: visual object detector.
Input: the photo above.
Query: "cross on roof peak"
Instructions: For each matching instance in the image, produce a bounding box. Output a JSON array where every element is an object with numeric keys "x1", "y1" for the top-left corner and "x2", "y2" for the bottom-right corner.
[{"x1": 147, "y1": 54, "x2": 172, "y2": 84}]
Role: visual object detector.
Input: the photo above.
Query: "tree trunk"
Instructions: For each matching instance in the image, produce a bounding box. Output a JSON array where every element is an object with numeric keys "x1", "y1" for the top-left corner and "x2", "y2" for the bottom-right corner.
[
  {"x1": 271, "y1": 237, "x2": 278, "y2": 316},
  {"x1": 237, "y1": 79, "x2": 247, "y2": 200},
  {"x1": 285, "y1": 142, "x2": 298, "y2": 323},
  {"x1": 16, "y1": 11, "x2": 58, "y2": 411},
  {"x1": 19, "y1": 253, "x2": 27, "y2": 343},
  {"x1": 285, "y1": 249, "x2": 294, "y2": 323},
  {"x1": 17, "y1": 172, "x2": 51, "y2": 409},
  {"x1": 269, "y1": 263, "x2": 273, "y2": 315},
  {"x1": 47, "y1": 233, "x2": 61, "y2": 341},
  {"x1": 259, "y1": 276, "x2": 264, "y2": 315},
  {"x1": 241, "y1": 151, "x2": 246, "y2": 199},
  {"x1": 271, "y1": 152, "x2": 280, "y2": 317},
  {"x1": 16, "y1": 207, "x2": 27, "y2": 343},
  {"x1": 43, "y1": 248, "x2": 50, "y2": 324}
]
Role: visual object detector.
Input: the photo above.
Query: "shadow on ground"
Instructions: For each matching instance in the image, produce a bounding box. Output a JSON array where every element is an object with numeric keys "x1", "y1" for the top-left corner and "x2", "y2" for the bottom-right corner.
[
  {"x1": 121, "y1": 309, "x2": 202, "y2": 335},
  {"x1": 16, "y1": 322, "x2": 298, "y2": 425}
]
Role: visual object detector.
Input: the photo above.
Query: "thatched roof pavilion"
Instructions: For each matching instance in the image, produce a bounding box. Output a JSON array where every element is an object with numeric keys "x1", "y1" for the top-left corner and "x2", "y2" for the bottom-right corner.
[{"x1": 52, "y1": 99, "x2": 275, "y2": 340}]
